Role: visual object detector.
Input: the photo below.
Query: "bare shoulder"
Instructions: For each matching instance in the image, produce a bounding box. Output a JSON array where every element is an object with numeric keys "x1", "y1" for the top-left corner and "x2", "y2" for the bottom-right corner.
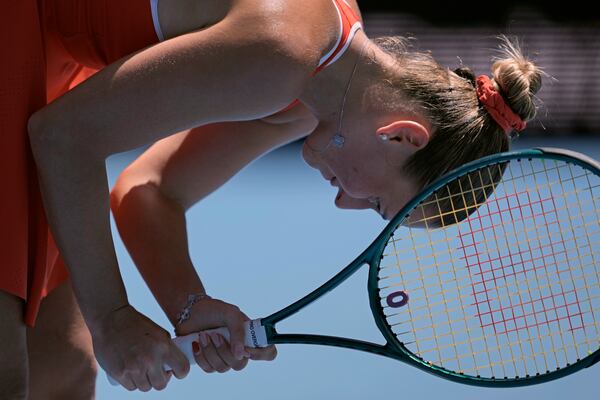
[
  {"x1": 161, "y1": 0, "x2": 361, "y2": 69},
  {"x1": 227, "y1": 0, "x2": 354, "y2": 68}
]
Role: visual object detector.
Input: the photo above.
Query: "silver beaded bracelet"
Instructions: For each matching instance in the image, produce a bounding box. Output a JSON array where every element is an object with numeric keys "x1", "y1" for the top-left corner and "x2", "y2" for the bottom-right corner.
[{"x1": 176, "y1": 293, "x2": 211, "y2": 326}]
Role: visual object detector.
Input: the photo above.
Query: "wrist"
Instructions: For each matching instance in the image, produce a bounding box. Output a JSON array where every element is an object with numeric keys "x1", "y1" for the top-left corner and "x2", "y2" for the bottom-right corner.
[
  {"x1": 173, "y1": 293, "x2": 211, "y2": 335},
  {"x1": 85, "y1": 302, "x2": 132, "y2": 333}
]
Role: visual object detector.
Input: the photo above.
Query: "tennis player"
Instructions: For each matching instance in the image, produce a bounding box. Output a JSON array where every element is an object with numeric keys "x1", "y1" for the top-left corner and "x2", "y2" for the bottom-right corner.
[{"x1": 2, "y1": 0, "x2": 542, "y2": 397}]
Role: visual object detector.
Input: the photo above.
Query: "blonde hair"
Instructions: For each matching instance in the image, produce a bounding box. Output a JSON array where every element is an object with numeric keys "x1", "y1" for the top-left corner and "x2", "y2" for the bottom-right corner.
[{"x1": 373, "y1": 35, "x2": 543, "y2": 190}]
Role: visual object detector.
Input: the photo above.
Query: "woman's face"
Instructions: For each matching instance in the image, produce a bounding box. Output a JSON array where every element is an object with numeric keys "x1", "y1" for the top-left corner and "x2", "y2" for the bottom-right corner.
[{"x1": 301, "y1": 112, "x2": 422, "y2": 221}]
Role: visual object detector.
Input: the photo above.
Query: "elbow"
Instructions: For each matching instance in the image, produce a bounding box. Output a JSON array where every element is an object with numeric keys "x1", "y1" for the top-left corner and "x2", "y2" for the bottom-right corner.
[
  {"x1": 28, "y1": 107, "x2": 106, "y2": 167},
  {"x1": 111, "y1": 172, "x2": 143, "y2": 215},
  {"x1": 110, "y1": 172, "x2": 185, "y2": 217},
  {"x1": 110, "y1": 176, "x2": 188, "y2": 237},
  {"x1": 109, "y1": 178, "x2": 126, "y2": 215},
  {"x1": 110, "y1": 174, "x2": 140, "y2": 226},
  {"x1": 27, "y1": 110, "x2": 70, "y2": 169}
]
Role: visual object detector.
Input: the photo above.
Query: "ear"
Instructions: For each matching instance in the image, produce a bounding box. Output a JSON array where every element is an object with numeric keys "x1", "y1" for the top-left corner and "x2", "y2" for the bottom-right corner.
[{"x1": 375, "y1": 120, "x2": 430, "y2": 150}]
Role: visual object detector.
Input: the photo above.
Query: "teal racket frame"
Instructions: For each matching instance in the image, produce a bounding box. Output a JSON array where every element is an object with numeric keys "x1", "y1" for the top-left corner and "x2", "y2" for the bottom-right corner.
[{"x1": 259, "y1": 148, "x2": 600, "y2": 386}]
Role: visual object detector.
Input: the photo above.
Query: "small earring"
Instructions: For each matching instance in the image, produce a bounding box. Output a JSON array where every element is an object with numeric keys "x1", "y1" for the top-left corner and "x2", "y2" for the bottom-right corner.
[{"x1": 379, "y1": 134, "x2": 389, "y2": 141}]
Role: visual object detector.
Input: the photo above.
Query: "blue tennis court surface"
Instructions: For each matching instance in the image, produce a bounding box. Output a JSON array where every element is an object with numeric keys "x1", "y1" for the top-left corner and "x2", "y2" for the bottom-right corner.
[{"x1": 99, "y1": 137, "x2": 598, "y2": 399}]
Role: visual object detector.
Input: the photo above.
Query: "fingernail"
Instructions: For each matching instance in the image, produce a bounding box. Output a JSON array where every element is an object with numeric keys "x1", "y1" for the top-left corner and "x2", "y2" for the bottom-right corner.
[
  {"x1": 192, "y1": 341, "x2": 200, "y2": 355},
  {"x1": 199, "y1": 332, "x2": 208, "y2": 347}
]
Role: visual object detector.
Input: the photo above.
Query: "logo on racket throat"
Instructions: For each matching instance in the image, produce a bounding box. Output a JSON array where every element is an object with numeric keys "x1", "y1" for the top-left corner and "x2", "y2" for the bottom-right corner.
[{"x1": 249, "y1": 320, "x2": 260, "y2": 347}]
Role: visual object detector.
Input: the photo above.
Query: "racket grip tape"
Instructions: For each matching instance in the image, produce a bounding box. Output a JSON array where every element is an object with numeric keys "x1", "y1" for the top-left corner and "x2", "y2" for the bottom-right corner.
[{"x1": 107, "y1": 318, "x2": 266, "y2": 386}]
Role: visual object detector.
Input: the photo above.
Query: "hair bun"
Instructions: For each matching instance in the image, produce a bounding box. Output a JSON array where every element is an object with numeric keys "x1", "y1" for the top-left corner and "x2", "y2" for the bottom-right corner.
[
  {"x1": 491, "y1": 37, "x2": 543, "y2": 122},
  {"x1": 453, "y1": 67, "x2": 477, "y2": 87}
]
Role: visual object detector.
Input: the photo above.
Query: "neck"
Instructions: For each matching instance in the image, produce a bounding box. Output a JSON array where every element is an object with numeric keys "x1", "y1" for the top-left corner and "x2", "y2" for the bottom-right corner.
[{"x1": 299, "y1": 32, "x2": 392, "y2": 125}]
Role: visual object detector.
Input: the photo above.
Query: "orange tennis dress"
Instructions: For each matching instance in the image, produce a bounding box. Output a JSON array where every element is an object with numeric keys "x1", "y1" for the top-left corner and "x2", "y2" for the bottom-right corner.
[
  {"x1": 1, "y1": 0, "x2": 160, "y2": 326},
  {"x1": 0, "y1": 0, "x2": 360, "y2": 326}
]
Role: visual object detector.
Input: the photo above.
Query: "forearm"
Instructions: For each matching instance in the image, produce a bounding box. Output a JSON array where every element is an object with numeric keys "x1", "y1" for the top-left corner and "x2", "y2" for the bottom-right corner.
[
  {"x1": 108, "y1": 115, "x2": 317, "y2": 326},
  {"x1": 28, "y1": 139, "x2": 128, "y2": 328},
  {"x1": 111, "y1": 180, "x2": 204, "y2": 327}
]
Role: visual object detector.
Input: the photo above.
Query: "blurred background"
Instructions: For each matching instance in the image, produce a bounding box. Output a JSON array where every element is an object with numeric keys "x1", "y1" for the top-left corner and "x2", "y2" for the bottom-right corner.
[
  {"x1": 97, "y1": 1, "x2": 598, "y2": 399},
  {"x1": 360, "y1": 0, "x2": 599, "y2": 136}
]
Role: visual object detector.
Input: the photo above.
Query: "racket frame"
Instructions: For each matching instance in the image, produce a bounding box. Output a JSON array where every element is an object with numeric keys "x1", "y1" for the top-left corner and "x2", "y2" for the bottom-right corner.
[{"x1": 259, "y1": 147, "x2": 600, "y2": 386}]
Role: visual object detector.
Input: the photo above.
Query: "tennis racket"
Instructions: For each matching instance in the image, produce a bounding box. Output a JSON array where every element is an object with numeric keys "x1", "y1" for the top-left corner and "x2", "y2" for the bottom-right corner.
[{"x1": 109, "y1": 147, "x2": 600, "y2": 387}]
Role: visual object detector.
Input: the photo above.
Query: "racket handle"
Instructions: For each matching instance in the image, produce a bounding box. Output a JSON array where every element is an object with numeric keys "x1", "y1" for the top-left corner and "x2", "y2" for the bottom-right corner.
[{"x1": 107, "y1": 319, "x2": 266, "y2": 386}]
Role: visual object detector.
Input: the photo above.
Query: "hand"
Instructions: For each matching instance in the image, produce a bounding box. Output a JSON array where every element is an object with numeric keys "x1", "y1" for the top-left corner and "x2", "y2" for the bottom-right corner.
[
  {"x1": 91, "y1": 305, "x2": 190, "y2": 391},
  {"x1": 176, "y1": 298, "x2": 277, "y2": 373}
]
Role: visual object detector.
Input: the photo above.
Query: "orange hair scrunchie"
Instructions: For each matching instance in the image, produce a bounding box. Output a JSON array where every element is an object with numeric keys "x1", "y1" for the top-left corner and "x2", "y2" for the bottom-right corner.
[{"x1": 476, "y1": 75, "x2": 526, "y2": 136}]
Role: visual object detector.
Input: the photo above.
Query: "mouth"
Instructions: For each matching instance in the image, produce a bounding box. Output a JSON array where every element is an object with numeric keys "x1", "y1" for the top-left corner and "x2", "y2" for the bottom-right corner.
[
  {"x1": 335, "y1": 187, "x2": 343, "y2": 202},
  {"x1": 326, "y1": 176, "x2": 344, "y2": 203},
  {"x1": 330, "y1": 177, "x2": 344, "y2": 204}
]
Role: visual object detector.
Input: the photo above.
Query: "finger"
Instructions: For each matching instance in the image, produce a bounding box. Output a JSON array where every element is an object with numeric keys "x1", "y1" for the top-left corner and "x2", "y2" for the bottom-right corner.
[
  {"x1": 224, "y1": 313, "x2": 251, "y2": 360},
  {"x1": 246, "y1": 345, "x2": 278, "y2": 361},
  {"x1": 201, "y1": 332, "x2": 231, "y2": 373},
  {"x1": 118, "y1": 374, "x2": 137, "y2": 391},
  {"x1": 231, "y1": 355, "x2": 248, "y2": 371},
  {"x1": 164, "y1": 340, "x2": 191, "y2": 380},
  {"x1": 192, "y1": 339, "x2": 214, "y2": 373},
  {"x1": 131, "y1": 373, "x2": 153, "y2": 392},
  {"x1": 146, "y1": 365, "x2": 170, "y2": 391},
  {"x1": 211, "y1": 333, "x2": 248, "y2": 371}
]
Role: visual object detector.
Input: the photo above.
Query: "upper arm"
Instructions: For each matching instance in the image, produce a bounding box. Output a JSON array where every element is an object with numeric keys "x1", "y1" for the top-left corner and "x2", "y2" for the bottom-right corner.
[
  {"x1": 112, "y1": 109, "x2": 317, "y2": 210},
  {"x1": 29, "y1": 11, "x2": 316, "y2": 160}
]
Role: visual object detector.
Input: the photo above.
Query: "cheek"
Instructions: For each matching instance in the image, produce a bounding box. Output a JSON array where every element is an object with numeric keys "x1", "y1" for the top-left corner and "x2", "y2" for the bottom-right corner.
[
  {"x1": 335, "y1": 155, "x2": 382, "y2": 197},
  {"x1": 336, "y1": 170, "x2": 375, "y2": 198}
]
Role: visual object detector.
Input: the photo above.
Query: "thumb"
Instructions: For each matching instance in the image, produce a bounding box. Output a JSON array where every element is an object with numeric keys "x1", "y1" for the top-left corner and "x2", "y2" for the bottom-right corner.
[
  {"x1": 224, "y1": 313, "x2": 251, "y2": 360},
  {"x1": 164, "y1": 340, "x2": 191, "y2": 380}
]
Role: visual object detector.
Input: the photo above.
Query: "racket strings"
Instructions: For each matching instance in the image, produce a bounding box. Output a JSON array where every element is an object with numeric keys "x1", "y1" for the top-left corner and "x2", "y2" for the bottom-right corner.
[
  {"x1": 383, "y1": 265, "x2": 599, "y2": 322},
  {"x1": 467, "y1": 161, "x2": 599, "y2": 373},
  {"x1": 383, "y1": 271, "x2": 599, "y2": 325},
  {"x1": 379, "y1": 219, "x2": 599, "y2": 284},
  {"x1": 380, "y1": 216, "x2": 599, "y2": 295},
  {"x1": 534, "y1": 160, "x2": 595, "y2": 366},
  {"x1": 409, "y1": 170, "x2": 596, "y2": 228},
  {"x1": 383, "y1": 166, "x2": 599, "y2": 283},
  {"x1": 406, "y1": 161, "x2": 594, "y2": 211},
  {"x1": 391, "y1": 172, "x2": 599, "y2": 253},
  {"x1": 377, "y1": 159, "x2": 600, "y2": 379},
  {"x1": 475, "y1": 162, "x2": 572, "y2": 372},
  {"x1": 405, "y1": 177, "x2": 598, "y2": 229}
]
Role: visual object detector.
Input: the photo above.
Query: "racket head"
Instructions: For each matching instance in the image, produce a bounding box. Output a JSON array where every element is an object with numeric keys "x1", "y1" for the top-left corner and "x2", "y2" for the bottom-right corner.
[{"x1": 367, "y1": 147, "x2": 600, "y2": 386}]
